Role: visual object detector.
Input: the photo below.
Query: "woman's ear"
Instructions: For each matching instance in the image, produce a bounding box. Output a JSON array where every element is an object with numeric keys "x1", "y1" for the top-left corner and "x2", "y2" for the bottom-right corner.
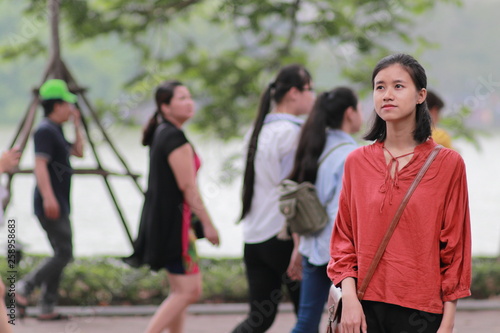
[
  {"x1": 344, "y1": 106, "x2": 355, "y2": 121},
  {"x1": 417, "y1": 88, "x2": 427, "y2": 105},
  {"x1": 344, "y1": 106, "x2": 362, "y2": 134},
  {"x1": 160, "y1": 103, "x2": 170, "y2": 117},
  {"x1": 285, "y1": 86, "x2": 298, "y2": 101}
]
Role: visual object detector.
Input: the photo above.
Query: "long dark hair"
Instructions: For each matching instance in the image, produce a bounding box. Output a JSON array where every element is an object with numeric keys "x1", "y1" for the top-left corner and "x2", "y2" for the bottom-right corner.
[
  {"x1": 240, "y1": 64, "x2": 312, "y2": 220},
  {"x1": 142, "y1": 80, "x2": 183, "y2": 146},
  {"x1": 364, "y1": 53, "x2": 431, "y2": 143},
  {"x1": 288, "y1": 87, "x2": 358, "y2": 184}
]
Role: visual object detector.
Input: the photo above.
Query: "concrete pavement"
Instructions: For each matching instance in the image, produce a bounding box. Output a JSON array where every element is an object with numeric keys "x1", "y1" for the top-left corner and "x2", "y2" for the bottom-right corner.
[{"x1": 11, "y1": 300, "x2": 500, "y2": 333}]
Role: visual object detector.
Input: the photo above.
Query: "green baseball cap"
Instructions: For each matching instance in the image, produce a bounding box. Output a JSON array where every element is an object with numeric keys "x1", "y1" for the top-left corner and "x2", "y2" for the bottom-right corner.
[{"x1": 39, "y1": 79, "x2": 77, "y2": 103}]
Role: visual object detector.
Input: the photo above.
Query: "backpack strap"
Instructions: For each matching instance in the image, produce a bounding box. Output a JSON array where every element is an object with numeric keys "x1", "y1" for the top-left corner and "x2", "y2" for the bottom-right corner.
[
  {"x1": 318, "y1": 142, "x2": 353, "y2": 207},
  {"x1": 318, "y1": 142, "x2": 352, "y2": 165}
]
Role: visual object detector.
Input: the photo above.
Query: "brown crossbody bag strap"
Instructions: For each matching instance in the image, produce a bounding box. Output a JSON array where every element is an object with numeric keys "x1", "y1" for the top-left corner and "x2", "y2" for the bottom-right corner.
[{"x1": 357, "y1": 145, "x2": 443, "y2": 300}]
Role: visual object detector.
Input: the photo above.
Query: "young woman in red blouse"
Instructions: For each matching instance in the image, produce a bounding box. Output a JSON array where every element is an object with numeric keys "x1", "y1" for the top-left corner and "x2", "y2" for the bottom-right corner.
[{"x1": 328, "y1": 54, "x2": 471, "y2": 333}]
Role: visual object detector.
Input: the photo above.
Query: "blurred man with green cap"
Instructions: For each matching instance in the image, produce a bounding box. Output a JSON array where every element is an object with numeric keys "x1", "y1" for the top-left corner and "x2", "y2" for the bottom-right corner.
[{"x1": 16, "y1": 79, "x2": 84, "y2": 321}]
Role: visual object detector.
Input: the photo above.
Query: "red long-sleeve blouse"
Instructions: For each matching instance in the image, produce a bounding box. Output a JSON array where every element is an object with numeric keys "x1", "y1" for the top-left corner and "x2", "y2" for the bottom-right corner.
[{"x1": 327, "y1": 139, "x2": 471, "y2": 314}]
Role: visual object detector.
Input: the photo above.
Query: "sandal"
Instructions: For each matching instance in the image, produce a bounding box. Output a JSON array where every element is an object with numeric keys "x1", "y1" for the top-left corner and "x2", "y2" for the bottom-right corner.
[{"x1": 37, "y1": 313, "x2": 71, "y2": 321}]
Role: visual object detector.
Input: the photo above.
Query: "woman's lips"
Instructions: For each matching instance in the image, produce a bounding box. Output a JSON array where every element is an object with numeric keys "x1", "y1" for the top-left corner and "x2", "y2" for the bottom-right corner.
[{"x1": 382, "y1": 104, "x2": 396, "y2": 110}]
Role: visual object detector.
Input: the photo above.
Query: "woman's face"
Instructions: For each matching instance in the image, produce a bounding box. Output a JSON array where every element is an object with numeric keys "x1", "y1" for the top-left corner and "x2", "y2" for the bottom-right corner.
[
  {"x1": 295, "y1": 83, "x2": 316, "y2": 116},
  {"x1": 350, "y1": 103, "x2": 363, "y2": 134},
  {"x1": 161, "y1": 86, "x2": 195, "y2": 125},
  {"x1": 373, "y1": 64, "x2": 426, "y2": 125}
]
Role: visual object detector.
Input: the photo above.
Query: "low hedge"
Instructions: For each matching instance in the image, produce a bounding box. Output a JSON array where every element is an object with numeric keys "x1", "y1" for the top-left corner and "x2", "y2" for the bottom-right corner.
[
  {"x1": 470, "y1": 256, "x2": 500, "y2": 299},
  {"x1": 1, "y1": 255, "x2": 499, "y2": 306},
  {"x1": 1, "y1": 255, "x2": 247, "y2": 306}
]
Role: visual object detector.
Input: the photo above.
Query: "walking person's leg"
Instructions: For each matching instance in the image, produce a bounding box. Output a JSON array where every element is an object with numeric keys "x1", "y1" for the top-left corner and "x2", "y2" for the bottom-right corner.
[
  {"x1": 231, "y1": 241, "x2": 284, "y2": 333},
  {"x1": 145, "y1": 272, "x2": 202, "y2": 333},
  {"x1": 267, "y1": 238, "x2": 301, "y2": 315},
  {"x1": 291, "y1": 259, "x2": 330, "y2": 333},
  {"x1": 233, "y1": 236, "x2": 300, "y2": 333},
  {"x1": 38, "y1": 215, "x2": 73, "y2": 318},
  {"x1": 169, "y1": 310, "x2": 187, "y2": 333},
  {"x1": 16, "y1": 215, "x2": 73, "y2": 319}
]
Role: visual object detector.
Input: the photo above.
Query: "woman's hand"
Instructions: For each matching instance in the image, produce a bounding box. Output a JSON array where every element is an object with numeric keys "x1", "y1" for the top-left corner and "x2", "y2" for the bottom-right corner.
[
  {"x1": 0, "y1": 148, "x2": 21, "y2": 174},
  {"x1": 340, "y1": 294, "x2": 367, "y2": 333},
  {"x1": 340, "y1": 277, "x2": 367, "y2": 333},
  {"x1": 286, "y1": 247, "x2": 302, "y2": 281},
  {"x1": 437, "y1": 301, "x2": 457, "y2": 333},
  {"x1": 203, "y1": 224, "x2": 220, "y2": 246}
]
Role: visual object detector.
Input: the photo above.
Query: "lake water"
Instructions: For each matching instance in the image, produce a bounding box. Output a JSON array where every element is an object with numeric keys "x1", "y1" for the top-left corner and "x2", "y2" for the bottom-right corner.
[{"x1": 1, "y1": 124, "x2": 499, "y2": 258}]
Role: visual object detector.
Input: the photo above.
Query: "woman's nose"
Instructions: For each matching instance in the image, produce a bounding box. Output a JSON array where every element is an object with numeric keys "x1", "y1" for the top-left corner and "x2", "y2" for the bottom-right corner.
[{"x1": 383, "y1": 88, "x2": 394, "y2": 101}]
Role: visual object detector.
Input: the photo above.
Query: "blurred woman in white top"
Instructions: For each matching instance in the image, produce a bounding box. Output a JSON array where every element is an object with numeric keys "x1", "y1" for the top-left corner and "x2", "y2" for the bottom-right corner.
[{"x1": 232, "y1": 64, "x2": 315, "y2": 333}]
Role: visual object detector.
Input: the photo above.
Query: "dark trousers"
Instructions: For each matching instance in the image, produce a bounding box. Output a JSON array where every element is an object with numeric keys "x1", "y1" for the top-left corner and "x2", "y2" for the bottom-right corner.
[
  {"x1": 362, "y1": 300, "x2": 443, "y2": 333},
  {"x1": 20, "y1": 215, "x2": 73, "y2": 314},
  {"x1": 231, "y1": 236, "x2": 301, "y2": 333}
]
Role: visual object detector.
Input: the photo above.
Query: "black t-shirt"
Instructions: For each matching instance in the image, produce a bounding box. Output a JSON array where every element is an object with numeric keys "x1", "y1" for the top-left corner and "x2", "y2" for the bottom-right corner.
[
  {"x1": 33, "y1": 118, "x2": 73, "y2": 217},
  {"x1": 124, "y1": 120, "x2": 189, "y2": 270}
]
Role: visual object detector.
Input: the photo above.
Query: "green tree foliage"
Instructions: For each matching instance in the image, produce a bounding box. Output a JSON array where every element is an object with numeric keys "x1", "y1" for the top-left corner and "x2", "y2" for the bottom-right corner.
[{"x1": 1, "y1": 0, "x2": 462, "y2": 139}]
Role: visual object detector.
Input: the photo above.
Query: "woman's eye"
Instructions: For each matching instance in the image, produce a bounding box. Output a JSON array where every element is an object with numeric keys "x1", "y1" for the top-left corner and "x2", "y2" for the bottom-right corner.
[{"x1": 395, "y1": 84, "x2": 403, "y2": 88}]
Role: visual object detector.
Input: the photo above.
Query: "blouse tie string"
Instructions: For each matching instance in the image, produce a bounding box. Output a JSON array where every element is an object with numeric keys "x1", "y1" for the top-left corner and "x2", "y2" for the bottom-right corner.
[{"x1": 379, "y1": 147, "x2": 414, "y2": 212}]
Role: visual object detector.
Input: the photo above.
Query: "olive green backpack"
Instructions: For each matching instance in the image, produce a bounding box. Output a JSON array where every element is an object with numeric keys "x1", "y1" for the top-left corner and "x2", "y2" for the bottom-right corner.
[{"x1": 278, "y1": 142, "x2": 350, "y2": 237}]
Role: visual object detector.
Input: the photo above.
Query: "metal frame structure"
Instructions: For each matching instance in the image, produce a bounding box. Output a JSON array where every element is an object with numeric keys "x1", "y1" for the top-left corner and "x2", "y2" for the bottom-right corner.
[{"x1": 4, "y1": 0, "x2": 143, "y2": 246}]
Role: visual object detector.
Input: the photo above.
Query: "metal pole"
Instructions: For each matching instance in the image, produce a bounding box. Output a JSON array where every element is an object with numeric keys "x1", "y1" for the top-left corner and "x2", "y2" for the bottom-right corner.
[
  {"x1": 61, "y1": 60, "x2": 145, "y2": 195},
  {"x1": 49, "y1": 0, "x2": 63, "y2": 79},
  {"x1": 61, "y1": 63, "x2": 136, "y2": 247}
]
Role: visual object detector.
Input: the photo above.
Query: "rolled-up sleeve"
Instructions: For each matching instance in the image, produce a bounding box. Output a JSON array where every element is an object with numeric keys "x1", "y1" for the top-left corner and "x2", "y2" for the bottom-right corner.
[
  {"x1": 440, "y1": 158, "x2": 472, "y2": 302},
  {"x1": 327, "y1": 174, "x2": 358, "y2": 287},
  {"x1": 34, "y1": 128, "x2": 55, "y2": 161}
]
